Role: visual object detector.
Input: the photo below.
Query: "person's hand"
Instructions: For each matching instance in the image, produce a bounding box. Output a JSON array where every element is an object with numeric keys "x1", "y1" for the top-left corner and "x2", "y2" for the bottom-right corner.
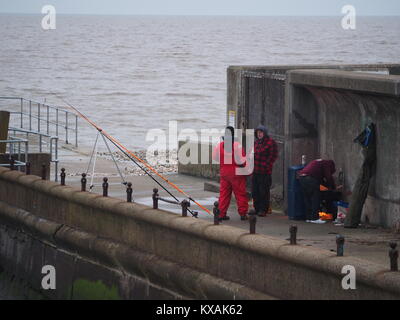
[{"x1": 336, "y1": 185, "x2": 343, "y2": 191}]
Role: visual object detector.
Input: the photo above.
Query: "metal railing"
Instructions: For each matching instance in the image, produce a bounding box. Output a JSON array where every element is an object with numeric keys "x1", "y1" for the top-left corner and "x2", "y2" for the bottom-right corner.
[
  {"x1": 0, "y1": 136, "x2": 29, "y2": 169},
  {"x1": 0, "y1": 97, "x2": 78, "y2": 147},
  {"x1": 7, "y1": 127, "x2": 59, "y2": 181}
]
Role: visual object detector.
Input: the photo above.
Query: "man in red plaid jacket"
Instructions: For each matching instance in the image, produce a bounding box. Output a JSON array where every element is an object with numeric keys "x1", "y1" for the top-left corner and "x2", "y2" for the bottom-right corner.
[{"x1": 252, "y1": 125, "x2": 278, "y2": 217}]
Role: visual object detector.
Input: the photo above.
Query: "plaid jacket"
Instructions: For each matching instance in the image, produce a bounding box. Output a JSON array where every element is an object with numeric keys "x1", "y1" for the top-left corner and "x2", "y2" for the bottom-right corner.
[{"x1": 254, "y1": 136, "x2": 278, "y2": 174}]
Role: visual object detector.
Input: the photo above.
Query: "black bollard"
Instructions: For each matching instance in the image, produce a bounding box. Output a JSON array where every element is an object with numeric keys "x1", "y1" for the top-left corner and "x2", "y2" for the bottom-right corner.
[
  {"x1": 290, "y1": 225, "x2": 298, "y2": 245},
  {"x1": 181, "y1": 199, "x2": 190, "y2": 217},
  {"x1": 60, "y1": 168, "x2": 66, "y2": 186},
  {"x1": 213, "y1": 201, "x2": 220, "y2": 225},
  {"x1": 336, "y1": 235, "x2": 345, "y2": 257},
  {"x1": 9, "y1": 157, "x2": 15, "y2": 171},
  {"x1": 26, "y1": 162, "x2": 31, "y2": 175},
  {"x1": 152, "y1": 188, "x2": 159, "y2": 209},
  {"x1": 102, "y1": 177, "x2": 108, "y2": 197},
  {"x1": 41, "y1": 163, "x2": 46, "y2": 180},
  {"x1": 389, "y1": 242, "x2": 399, "y2": 272},
  {"x1": 249, "y1": 209, "x2": 257, "y2": 234},
  {"x1": 126, "y1": 182, "x2": 133, "y2": 202},
  {"x1": 81, "y1": 173, "x2": 87, "y2": 191}
]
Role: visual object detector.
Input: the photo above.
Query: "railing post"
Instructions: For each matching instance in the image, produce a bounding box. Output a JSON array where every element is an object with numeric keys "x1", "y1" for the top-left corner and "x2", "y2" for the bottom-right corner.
[
  {"x1": 39, "y1": 134, "x2": 42, "y2": 153},
  {"x1": 25, "y1": 140, "x2": 28, "y2": 164},
  {"x1": 38, "y1": 103, "x2": 40, "y2": 132},
  {"x1": 389, "y1": 242, "x2": 399, "y2": 272},
  {"x1": 54, "y1": 138, "x2": 58, "y2": 182},
  {"x1": 65, "y1": 111, "x2": 69, "y2": 144},
  {"x1": 46, "y1": 105, "x2": 49, "y2": 135},
  {"x1": 81, "y1": 173, "x2": 87, "y2": 191},
  {"x1": 181, "y1": 199, "x2": 190, "y2": 217},
  {"x1": 41, "y1": 163, "x2": 46, "y2": 180},
  {"x1": 152, "y1": 188, "x2": 159, "y2": 209},
  {"x1": 126, "y1": 182, "x2": 133, "y2": 202},
  {"x1": 75, "y1": 115, "x2": 78, "y2": 147},
  {"x1": 60, "y1": 168, "x2": 66, "y2": 186},
  {"x1": 9, "y1": 157, "x2": 15, "y2": 171},
  {"x1": 20, "y1": 98, "x2": 23, "y2": 128},
  {"x1": 56, "y1": 108, "x2": 59, "y2": 137},
  {"x1": 213, "y1": 201, "x2": 220, "y2": 225},
  {"x1": 290, "y1": 225, "x2": 298, "y2": 245},
  {"x1": 336, "y1": 235, "x2": 345, "y2": 257},
  {"x1": 26, "y1": 162, "x2": 31, "y2": 175},
  {"x1": 102, "y1": 177, "x2": 108, "y2": 197},
  {"x1": 29, "y1": 100, "x2": 32, "y2": 130},
  {"x1": 249, "y1": 209, "x2": 257, "y2": 234},
  {"x1": 17, "y1": 141, "x2": 21, "y2": 171}
]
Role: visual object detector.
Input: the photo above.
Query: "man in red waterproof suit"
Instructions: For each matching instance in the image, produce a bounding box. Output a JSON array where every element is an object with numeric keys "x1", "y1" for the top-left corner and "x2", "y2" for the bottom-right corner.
[{"x1": 212, "y1": 126, "x2": 249, "y2": 221}]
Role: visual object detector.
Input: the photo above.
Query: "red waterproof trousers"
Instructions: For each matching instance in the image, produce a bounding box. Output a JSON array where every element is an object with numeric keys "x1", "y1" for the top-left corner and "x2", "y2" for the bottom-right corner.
[
  {"x1": 213, "y1": 141, "x2": 249, "y2": 217},
  {"x1": 218, "y1": 175, "x2": 249, "y2": 217}
]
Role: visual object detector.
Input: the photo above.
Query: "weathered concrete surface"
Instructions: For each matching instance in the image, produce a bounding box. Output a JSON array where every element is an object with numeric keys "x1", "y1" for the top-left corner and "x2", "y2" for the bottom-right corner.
[
  {"x1": 0, "y1": 201, "x2": 270, "y2": 300},
  {"x1": 0, "y1": 111, "x2": 10, "y2": 154},
  {"x1": 1, "y1": 167, "x2": 400, "y2": 299},
  {"x1": 178, "y1": 64, "x2": 400, "y2": 203},
  {"x1": 285, "y1": 69, "x2": 400, "y2": 228},
  {"x1": 178, "y1": 140, "x2": 219, "y2": 181}
]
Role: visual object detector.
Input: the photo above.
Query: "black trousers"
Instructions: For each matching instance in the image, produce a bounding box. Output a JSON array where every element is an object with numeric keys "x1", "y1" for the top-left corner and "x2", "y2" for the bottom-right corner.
[
  {"x1": 252, "y1": 173, "x2": 272, "y2": 214},
  {"x1": 299, "y1": 176, "x2": 320, "y2": 221}
]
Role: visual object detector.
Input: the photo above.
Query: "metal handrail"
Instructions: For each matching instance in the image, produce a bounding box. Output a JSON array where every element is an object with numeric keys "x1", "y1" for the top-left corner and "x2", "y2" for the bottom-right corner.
[
  {"x1": 8, "y1": 127, "x2": 59, "y2": 181},
  {"x1": 0, "y1": 96, "x2": 78, "y2": 147},
  {"x1": 0, "y1": 135, "x2": 29, "y2": 169}
]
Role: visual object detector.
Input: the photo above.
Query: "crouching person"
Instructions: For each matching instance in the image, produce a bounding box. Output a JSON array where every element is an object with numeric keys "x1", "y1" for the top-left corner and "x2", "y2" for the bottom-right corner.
[{"x1": 298, "y1": 159, "x2": 339, "y2": 224}]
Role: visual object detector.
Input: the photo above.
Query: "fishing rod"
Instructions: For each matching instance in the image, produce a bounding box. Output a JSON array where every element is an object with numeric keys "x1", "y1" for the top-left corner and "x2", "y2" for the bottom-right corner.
[
  {"x1": 101, "y1": 130, "x2": 199, "y2": 217},
  {"x1": 56, "y1": 98, "x2": 211, "y2": 216}
]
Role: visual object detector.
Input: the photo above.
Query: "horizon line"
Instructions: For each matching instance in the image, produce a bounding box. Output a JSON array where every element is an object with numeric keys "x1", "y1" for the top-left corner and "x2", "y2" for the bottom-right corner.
[{"x1": 1, "y1": 12, "x2": 400, "y2": 17}]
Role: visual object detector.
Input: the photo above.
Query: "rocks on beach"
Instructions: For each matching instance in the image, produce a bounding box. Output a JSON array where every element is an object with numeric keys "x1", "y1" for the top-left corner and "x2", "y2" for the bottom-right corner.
[{"x1": 67, "y1": 149, "x2": 178, "y2": 177}]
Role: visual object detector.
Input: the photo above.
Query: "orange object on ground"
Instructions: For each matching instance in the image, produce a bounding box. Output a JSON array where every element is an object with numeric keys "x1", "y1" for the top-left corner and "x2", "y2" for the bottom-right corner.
[
  {"x1": 319, "y1": 212, "x2": 333, "y2": 220},
  {"x1": 320, "y1": 185, "x2": 329, "y2": 191}
]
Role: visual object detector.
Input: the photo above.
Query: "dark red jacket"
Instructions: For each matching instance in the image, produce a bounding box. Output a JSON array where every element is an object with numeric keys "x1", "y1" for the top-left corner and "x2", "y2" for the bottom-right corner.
[{"x1": 299, "y1": 159, "x2": 336, "y2": 189}]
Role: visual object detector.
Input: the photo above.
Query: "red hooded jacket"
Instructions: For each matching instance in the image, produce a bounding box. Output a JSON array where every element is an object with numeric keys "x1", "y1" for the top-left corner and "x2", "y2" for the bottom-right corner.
[{"x1": 212, "y1": 141, "x2": 246, "y2": 177}]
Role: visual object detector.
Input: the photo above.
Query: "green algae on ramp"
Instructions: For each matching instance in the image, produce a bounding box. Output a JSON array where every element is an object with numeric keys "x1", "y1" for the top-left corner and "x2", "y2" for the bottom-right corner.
[{"x1": 71, "y1": 279, "x2": 120, "y2": 300}]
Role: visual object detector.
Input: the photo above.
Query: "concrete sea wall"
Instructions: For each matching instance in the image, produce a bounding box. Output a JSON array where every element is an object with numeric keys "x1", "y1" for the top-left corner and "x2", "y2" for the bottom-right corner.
[
  {"x1": 1, "y1": 167, "x2": 400, "y2": 299},
  {"x1": 180, "y1": 64, "x2": 400, "y2": 227},
  {"x1": 286, "y1": 69, "x2": 400, "y2": 228},
  {"x1": 177, "y1": 140, "x2": 219, "y2": 181}
]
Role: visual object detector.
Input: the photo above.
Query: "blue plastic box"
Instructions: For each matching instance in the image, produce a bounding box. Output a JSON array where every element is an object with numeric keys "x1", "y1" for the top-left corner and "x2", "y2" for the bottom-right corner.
[{"x1": 287, "y1": 165, "x2": 306, "y2": 220}]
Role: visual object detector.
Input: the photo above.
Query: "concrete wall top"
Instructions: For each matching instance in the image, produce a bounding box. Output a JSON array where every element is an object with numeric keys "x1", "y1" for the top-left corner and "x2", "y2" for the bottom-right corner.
[
  {"x1": 2, "y1": 165, "x2": 400, "y2": 299},
  {"x1": 228, "y1": 63, "x2": 400, "y2": 73},
  {"x1": 287, "y1": 69, "x2": 400, "y2": 97}
]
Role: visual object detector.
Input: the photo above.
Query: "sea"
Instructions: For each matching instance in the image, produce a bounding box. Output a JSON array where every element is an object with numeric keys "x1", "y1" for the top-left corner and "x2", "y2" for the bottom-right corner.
[{"x1": 0, "y1": 15, "x2": 399, "y2": 151}]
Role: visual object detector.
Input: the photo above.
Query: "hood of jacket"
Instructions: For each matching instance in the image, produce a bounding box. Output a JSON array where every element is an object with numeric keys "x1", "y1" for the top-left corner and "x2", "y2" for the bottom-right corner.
[{"x1": 255, "y1": 125, "x2": 269, "y2": 140}]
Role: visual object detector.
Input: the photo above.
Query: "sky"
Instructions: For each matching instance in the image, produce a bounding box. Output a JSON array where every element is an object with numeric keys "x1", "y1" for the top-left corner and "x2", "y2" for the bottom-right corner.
[{"x1": 0, "y1": 0, "x2": 399, "y2": 16}]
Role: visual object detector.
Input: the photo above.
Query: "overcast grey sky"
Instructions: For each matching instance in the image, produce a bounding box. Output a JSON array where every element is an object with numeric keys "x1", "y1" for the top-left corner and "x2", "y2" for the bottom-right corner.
[{"x1": 0, "y1": 0, "x2": 399, "y2": 16}]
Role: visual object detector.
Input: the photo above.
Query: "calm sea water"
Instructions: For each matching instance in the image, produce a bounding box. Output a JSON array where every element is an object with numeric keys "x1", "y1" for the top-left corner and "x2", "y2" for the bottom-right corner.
[{"x1": 1, "y1": 15, "x2": 399, "y2": 150}]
